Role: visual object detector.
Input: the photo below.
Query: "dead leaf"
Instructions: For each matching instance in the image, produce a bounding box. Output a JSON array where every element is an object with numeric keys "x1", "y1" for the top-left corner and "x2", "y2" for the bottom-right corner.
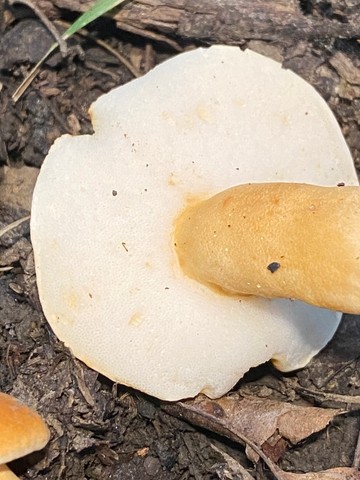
[{"x1": 164, "y1": 394, "x2": 341, "y2": 462}]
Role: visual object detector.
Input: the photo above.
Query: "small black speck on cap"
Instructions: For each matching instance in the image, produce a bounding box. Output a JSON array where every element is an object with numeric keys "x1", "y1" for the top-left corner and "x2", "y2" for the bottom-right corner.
[{"x1": 267, "y1": 262, "x2": 281, "y2": 273}]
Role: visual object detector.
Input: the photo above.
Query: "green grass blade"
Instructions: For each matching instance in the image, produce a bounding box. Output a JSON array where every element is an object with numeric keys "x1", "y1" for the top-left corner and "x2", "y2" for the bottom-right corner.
[{"x1": 62, "y1": 0, "x2": 128, "y2": 40}]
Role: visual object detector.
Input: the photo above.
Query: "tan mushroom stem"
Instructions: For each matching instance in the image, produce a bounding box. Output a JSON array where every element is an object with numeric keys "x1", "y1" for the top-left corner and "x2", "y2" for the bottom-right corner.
[
  {"x1": 174, "y1": 182, "x2": 360, "y2": 314},
  {"x1": 0, "y1": 465, "x2": 20, "y2": 480}
]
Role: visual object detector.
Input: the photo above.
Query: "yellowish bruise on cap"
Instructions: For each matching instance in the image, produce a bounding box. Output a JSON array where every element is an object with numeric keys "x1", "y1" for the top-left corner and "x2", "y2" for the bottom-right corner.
[{"x1": 175, "y1": 182, "x2": 360, "y2": 314}]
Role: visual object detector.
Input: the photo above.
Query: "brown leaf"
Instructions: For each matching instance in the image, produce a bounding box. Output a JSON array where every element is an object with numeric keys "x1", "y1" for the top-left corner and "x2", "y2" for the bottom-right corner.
[{"x1": 164, "y1": 394, "x2": 341, "y2": 462}]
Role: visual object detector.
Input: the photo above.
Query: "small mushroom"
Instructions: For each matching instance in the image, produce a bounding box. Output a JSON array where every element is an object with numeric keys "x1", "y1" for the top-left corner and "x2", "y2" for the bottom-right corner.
[
  {"x1": 31, "y1": 46, "x2": 358, "y2": 401},
  {"x1": 0, "y1": 393, "x2": 50, "y2": 479}
]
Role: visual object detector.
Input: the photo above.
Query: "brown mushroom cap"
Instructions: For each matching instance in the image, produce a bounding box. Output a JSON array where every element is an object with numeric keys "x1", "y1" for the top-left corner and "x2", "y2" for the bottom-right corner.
[{"x1": 0, "y1": 393, "x2": 50, "y2": 465}]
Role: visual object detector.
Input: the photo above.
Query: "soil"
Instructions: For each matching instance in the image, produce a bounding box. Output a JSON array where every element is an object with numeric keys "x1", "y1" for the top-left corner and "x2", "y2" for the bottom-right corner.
[{"x1": 0, "y1": 2, "x2": 360, "y2": 479}]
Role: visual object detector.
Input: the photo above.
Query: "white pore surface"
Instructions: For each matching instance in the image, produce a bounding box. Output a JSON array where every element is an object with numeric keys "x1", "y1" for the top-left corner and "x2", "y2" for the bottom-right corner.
[{"x1": 31, "y1": 46, "x2": 358, "y2": 401}]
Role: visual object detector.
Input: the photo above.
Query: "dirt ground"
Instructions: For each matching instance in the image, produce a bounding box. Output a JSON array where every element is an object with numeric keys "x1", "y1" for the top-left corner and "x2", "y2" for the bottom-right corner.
[{"x1": 1, "y1": 1, "x2": 360, "y2": 479}]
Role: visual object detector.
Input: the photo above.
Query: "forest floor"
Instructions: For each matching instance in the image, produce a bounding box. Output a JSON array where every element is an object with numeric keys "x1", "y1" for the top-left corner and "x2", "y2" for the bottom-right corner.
[{"x1": 1, "y1": 2, "x2": 360, "y2": 479}]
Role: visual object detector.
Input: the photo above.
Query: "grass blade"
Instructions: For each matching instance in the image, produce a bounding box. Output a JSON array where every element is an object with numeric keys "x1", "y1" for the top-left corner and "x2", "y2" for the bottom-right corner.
[{"x1": 62, "y1": 0, "x2": 128, "y2": 40}]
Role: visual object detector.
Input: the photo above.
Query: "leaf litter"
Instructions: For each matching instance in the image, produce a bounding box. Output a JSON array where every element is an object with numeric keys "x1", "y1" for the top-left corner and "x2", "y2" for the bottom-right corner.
[
  {"x1": 164, "y1": 394, "x2": 342, "y2": 462},
  {"x1": 164, "y1": 393, "x2": 360, "y2": 479}
]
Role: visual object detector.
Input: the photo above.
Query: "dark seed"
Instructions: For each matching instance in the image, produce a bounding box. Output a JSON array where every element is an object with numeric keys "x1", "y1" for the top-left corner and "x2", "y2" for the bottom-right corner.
[{"x1": 267, "y1": 262, "x2": 281, "y2": 273}]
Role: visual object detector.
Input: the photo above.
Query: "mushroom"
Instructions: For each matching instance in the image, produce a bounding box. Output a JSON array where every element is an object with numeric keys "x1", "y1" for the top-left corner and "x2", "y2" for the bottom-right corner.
[
  {"x1": 0, "y1": 393, "x2": 50, "y2": 479},
  {"x1": 31, "y1": 46, "x2": 359, "y2": 401}
]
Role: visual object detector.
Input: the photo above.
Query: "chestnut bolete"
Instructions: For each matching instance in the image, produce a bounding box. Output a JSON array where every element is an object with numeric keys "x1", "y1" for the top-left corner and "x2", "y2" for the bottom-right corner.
[{"x1": 31, "y1": 46, "x2": 358, "y2": 401}]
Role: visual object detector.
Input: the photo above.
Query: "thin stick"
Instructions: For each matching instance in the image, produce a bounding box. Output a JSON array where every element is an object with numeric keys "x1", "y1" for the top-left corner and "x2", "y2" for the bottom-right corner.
[
  {"x1": 0, "y1": 216, "x2": 30, "y2": 239},
  {"x1": 116, "y1": 21, "x2": 183, "y2": 52},
  {"x1": 0, "y1": 266, "x2": 13, "y2": 272},
  {"x1": 297, "y1": 386, "x2": 360, "y2": 407},
  {"x1": 12, "y1": 46, "x2": 57, "y2": 102},
  {"x1": 55, "y1": 20, "x2": 142, "y2": 78}
]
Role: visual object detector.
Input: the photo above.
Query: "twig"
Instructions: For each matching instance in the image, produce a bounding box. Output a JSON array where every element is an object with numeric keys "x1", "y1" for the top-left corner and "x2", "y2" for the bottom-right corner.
[
  {"x1": 55, "y1": 20, "x2": 141, "y2": 78},
  {"x1": 315, "y1": 358, "x2": 359, "y2": 389},
  {"x1": 0, "y1": 216, "x2": 31, "y2": 239},
  {"x1": 297, "y1": 386, "x2": 360, "y2": 408},
  {"x1": 12, "y1": 46, "x2": 57, "y2": 102},
  {"x1": 0, "y1": 266, "x2": 13, "y2": 272},
  {"x1": 89, "y1": 37, "x2": 141, "y2": 77},
  {"x1": 116, "y1": 21, "x2": 183, "y2": 52}
]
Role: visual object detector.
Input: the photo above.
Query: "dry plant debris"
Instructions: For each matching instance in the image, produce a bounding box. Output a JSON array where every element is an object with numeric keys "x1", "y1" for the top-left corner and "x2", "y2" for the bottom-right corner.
[
  {"x1": 1, "y1": 1, "x2": 360, "y2": 478},
  {"x1": 164, "y1": 394, "x2": 342, "y2": 463}
]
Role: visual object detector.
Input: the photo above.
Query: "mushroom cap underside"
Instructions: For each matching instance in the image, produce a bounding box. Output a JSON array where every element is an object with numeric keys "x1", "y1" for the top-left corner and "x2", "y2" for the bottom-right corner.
[{"x1": 31, "y1": 46, "x2": 358, "y2": 400}]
